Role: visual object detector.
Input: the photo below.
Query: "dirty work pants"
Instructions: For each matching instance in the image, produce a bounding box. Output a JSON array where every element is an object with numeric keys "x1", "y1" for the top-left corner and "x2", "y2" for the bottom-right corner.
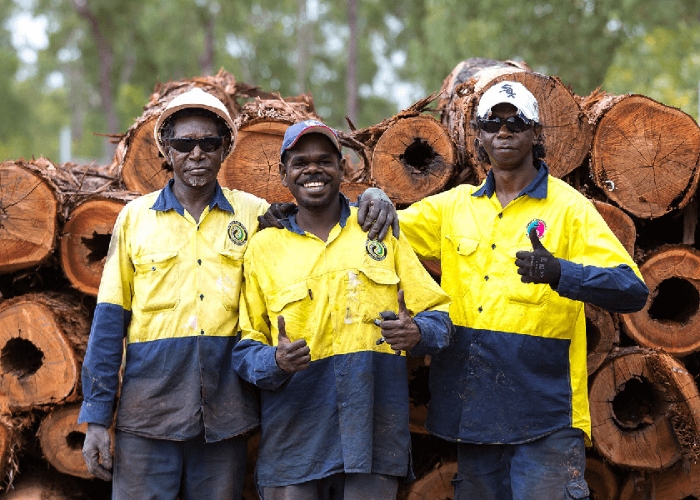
[
  {"x1": 112, "y1": 430, "x2": 247, "y2": 500},
  {"x1": 263, "y1": 473, "x2": 399, "y2": 500},
  {"x1": 453, "y1": 427, "x2": 590, "y2": 500}
]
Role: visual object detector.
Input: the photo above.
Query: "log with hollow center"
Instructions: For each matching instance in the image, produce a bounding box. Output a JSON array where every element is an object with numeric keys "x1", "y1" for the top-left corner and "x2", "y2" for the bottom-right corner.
[{"x1": 37, "y1": 404, "x2": 92, "y2": 479}]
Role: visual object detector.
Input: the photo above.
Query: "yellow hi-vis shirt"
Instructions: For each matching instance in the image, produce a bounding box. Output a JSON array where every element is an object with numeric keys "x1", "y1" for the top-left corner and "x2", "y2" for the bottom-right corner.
[
  {"x1": 399, "y1": 163, "x2": 648, "y2": 445},
  {"x1": 79, "y1": 181, "x2": 268, "y2": 441},
  {"x1": 233, "y1": 198, "x2": 453, "y2": 486}
]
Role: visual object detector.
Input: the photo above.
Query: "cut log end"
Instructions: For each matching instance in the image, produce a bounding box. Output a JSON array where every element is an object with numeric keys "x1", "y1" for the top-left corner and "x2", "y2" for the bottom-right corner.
[
  {"x1": 584, "y1": 456, "x2": 619, "y2": 500},
  {"x1": 0, "y1": 162, "x2": 59, "y2": 274},
  {"x1": 586, "y1": 304, "x2": 617, "y2": 376},
  {"x1": 621, "y1": 245, "x2": 700, "y2": 356},
  {"x1": 405, "y1": 461, "x2": 457, "y2": 500},
  {"x1": 590, "y1": 350, "x2": 700, "y2": 470},
  {"x1": 589, "y1": 95, "x2": 700, "y2": 219},
  {"x1": 38, "y1": 404, "x2": 91, "y2": 479},
  {"x1": 60, "y1": 197, "x2": 127, "y2": 296},
  {"x1": 120, "y1": 115, "x2": 173, "y2": 194},
  {"x1": 371, "y1": 115, "x2": 456, "y2": 205}
]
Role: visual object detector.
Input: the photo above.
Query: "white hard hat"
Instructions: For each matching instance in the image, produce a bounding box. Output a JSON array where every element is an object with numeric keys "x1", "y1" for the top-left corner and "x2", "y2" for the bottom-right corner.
[
  {"x1": 476, "y1": 81, "x2": 540, "y2": 123},
  {"x1": 154, "y1": 87, "x2": 236, "y2": 158}
]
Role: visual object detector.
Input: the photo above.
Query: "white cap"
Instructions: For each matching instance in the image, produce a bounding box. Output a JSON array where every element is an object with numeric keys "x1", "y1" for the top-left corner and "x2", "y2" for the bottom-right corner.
[
  {"x1": 476, "y1": 81, "x2": 539, "y2": 123},
  {"x1": 154, "y1": 87, "x2": 236, "y2": 158}
]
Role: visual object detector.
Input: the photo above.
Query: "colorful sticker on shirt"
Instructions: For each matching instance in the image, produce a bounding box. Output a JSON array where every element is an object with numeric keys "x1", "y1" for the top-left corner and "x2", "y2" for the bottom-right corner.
[
  {"x1": 366, "y1": 239, "x2": 388, "y2": 261},
  {"x1": 227, "y1": 221, "x2": 248, "y2": 246},
  {"x1": 526, "y1": 219, "x2": 546, "y2": 239}
]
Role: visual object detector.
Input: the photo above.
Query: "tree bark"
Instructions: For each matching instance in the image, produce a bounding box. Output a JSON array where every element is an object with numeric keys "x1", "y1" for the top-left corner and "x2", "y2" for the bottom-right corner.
[
  {"x1": 371, "y1": 115, "x2": 456, "y2": 206},
  {"x1": 404, "y1": 461, "x2": 457, "y2": 500},
  {"x1": 0, "y1": 161, "x2": 59, "y2": 274},
  {"x1": 586, "y1": 304, "x2": 617, "y2": 377},
  {"x1": 0, "y1": 293, "x2": 90, "y2": 410},
  {"x1": 220, "y1": 119, "x2": 294, "y2": 202},
  {"x1": 620, "y1": 245, "x2": 700, "y2": 356},
  {"x1": 0, "y1": 472, "x2": 76, "y2": 499},
  {"x1": 0, "y1": 415, "x2": 22, "y2": 491},
  {"x1": 581, "y1": 92, "x2": 700, "y2": 219},
  {"x1": 37, "y1": 403, "x2": 91, "y2": 479},
  {"x1": 619, "y1": 458, "x2": 700, "y2": 500},
  {"x1": 591, "y1": 199, "x2": 637, "y2": 258},
  {"x1": 60, "y1": 193, "x2": 136, "y2": 296},
  {"x1": 589, "y1": 348, "x2": 700, "y2": 470},
  {"x1": 584, "y1": 456, "x2": 619, "y2": 500}
]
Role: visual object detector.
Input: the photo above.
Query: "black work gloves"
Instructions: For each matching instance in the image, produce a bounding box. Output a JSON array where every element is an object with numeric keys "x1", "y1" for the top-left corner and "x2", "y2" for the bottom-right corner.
[
  {"x1": 82, "y1": 423, "x2": 112, "y2": 481},
  {"x1": 515, "y1": 227, "x2": 561, "y2": 287}
]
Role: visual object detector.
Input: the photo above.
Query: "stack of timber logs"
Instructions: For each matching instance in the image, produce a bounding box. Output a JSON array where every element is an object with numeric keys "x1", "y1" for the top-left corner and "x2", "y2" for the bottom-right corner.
[
  {"x1": 4, "y1": 63, "x2": 700, "y2": 498},
  {"x1": 399, "y1": 57, "x2": 700, "y2": 499}
]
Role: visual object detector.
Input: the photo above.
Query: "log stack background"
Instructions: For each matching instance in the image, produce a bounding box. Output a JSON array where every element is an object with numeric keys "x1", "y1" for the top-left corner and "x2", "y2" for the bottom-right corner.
[{"x1": 1, "y1": 60, "x2": 700, "y2": 499}]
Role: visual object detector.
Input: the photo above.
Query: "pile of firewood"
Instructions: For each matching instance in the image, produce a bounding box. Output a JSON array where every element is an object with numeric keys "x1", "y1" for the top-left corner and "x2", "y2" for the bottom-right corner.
[{"x1": 2, "y1": 61, "x2": 700, "y2": 499}]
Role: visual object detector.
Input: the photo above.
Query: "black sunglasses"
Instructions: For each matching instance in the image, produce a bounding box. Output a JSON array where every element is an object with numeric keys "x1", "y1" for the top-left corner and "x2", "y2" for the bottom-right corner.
[
  {"x1": 166, "y1": 136, "x2": 224, "y2": 153},
  {"x1": 477, "y1": 116, "x2": 534, "y2": 134}
]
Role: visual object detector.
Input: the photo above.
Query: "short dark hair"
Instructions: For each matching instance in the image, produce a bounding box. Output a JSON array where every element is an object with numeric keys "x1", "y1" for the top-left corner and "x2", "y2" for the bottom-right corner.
[{"x1": 160, "y1": 108, "x2": 231, "y2": 141}]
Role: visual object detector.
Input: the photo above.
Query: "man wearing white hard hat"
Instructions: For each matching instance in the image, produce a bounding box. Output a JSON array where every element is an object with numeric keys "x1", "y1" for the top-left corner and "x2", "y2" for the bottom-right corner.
[
  {"x1": 78, "y1": 88, "x2": 399, "y2": 499},
  {"x1": 393, "y1": 80, "x2": 648, "y2": 499},
  {"x1": 77, "y1": 87, "x2": 268, "y2": 499}
]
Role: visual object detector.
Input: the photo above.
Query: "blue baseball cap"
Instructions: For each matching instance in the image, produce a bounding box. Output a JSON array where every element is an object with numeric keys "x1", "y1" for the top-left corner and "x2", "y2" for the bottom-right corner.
[{"x1": 281, "y1": 119, "x2": 342, "y2": 157}]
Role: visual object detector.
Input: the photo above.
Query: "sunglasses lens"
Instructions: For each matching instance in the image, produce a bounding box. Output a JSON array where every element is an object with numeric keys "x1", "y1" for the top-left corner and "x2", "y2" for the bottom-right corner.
[
  {"x1": 478, "y1": 117, "x2": 532, "y2": 133},
  {"x1": 167, "y1": 137, "x2": 223, "y2": 153},
  {"x1": 479, "y1": 120, "x2": 502, "y2": 133}
]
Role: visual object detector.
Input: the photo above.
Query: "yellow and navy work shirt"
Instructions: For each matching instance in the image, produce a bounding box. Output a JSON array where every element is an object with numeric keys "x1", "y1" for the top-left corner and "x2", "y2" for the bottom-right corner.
[
  {"x1": 78, "y1": 180, "x2": 268, "y2": 442},
  {"x1": 400, "y1": 161, "x2": 648, "y2": 445},
  {"x1": 232, "y1": 196, "x2": 453, "y2": 487}
]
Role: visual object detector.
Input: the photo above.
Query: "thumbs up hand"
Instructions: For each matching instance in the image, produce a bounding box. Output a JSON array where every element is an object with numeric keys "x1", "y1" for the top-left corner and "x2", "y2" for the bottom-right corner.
[
  {"x1": 515, "y1": 226, "x2": 561, "y2": 286},
  {"x1": 275, "y1": 315, "x2": 311, "y2": 373},
  {"x1": 375, "y1": 290, "x2": 421, "y2": 353}
]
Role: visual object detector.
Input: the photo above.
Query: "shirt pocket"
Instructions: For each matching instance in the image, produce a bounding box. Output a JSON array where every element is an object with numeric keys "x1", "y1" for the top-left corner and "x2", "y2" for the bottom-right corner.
[
  {"x1": 219, "y1": 248, "x2": 245, "y2": 311},
  {"x1": 444, "y1": 234, "x2": 480, "y2": 296},
  {"x1": 355, "y1": 266, "x2": 400, "y2": 323},
  {"x1": 268, "y1": 281, "x2": 313, "y2": 341},
  {"x1": 133, "y1": 251, "x2": 180, "y2": 313}
]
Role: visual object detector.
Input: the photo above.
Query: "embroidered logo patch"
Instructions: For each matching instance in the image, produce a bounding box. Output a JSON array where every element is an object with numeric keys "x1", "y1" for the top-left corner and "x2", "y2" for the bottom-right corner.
[
  {"x1": 365, "y1": 239, "x2": 387, "y2": 261},
  {"x1": 227, "y1": 221, "x2": 248, "y2": 246},
  {"x1": 526, "y1": 219, "x2": 547, "y2": 239}
]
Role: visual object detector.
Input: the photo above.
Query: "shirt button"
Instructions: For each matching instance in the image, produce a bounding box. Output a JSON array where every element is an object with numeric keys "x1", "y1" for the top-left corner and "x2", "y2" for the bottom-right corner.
[
  {"x1": 498, "y1": 213, "x2": 503, "y2": 219},
  {"x1": 197, "y1": 225, "x2": 200, "y2": 231},
  {"x1": 151, "y1": 266, "x2": 156, "y2": 271},
  {"x1": 341, "y1": 403, "x2": 347, "y2": 408},
  {"x1": 478, "y1": 306, "x2": 483, "y2": 313},
  {"x1": 484, "y1": 276, "x2": 489, "y2": 281},
  {"x1": 197, "y1": 259, "x2": 202, "y2": 265},
  {"x1": 200, "y1": 329, "x2": 205, "y2": 335},
  {"x1": 200, "y1": 294, "x2": 204, "y2": 300},
  {"x1": 491, "y1": 244, "x2": 496, "y2": 250}
]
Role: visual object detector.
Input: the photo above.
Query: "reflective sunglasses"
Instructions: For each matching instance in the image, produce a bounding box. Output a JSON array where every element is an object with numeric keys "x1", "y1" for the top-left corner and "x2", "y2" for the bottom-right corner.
[
  {"x1": 477, "y1": 116, "x2": 534, "y2": 133},
  {"x1": 166, "y1": 136, "x2": 224, "y2": 153}
]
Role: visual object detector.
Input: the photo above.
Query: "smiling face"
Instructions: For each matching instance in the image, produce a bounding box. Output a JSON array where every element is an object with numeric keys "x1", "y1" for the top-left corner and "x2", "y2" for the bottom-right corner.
[
  {"x1": 166, "y1": 114, "x2": 224, "y2": 190},
  {"x1": 477, "y1": 103, "x2": 542, "y2": 173},
  {"x1": 280, "y1": 134, "x2": 344, "y2": 210}
]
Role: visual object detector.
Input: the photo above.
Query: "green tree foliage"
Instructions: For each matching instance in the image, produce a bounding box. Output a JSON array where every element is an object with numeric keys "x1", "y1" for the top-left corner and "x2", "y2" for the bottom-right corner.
[
  {"x1": 1, "y1": 0, "x2": 699, "y2": 163},
  {"x1": 603, "y1": 23, "x2": 700, "y2": 119}
]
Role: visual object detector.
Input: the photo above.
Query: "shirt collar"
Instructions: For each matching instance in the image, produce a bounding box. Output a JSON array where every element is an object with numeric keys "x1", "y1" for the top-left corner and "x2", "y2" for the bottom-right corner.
[
  {"x1": 472, "y1": 160, "x2": 550, "y2": 200},
  {"x1": 150, "y1": 179, "x2": 234, "y2": 216},
  {"x1": 282, "y1": 193, "x2": 352, "y2": 235}
]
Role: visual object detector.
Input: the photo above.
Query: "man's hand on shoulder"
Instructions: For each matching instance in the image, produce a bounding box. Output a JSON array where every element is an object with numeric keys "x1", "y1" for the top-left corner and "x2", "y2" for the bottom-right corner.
[
  {"x1": 257, "y1": 202, "x2": 297, "y2": 230},
  {"x1": 357, "y1": 188, "x2": 399, "y2": 241}
]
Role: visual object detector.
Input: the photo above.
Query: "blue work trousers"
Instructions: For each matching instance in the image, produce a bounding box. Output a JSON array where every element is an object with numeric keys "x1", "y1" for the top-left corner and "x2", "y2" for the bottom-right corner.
[
  {"x1": 453, "y1": 428, "x2": 590, "y2": 500},
  {"x1": 112, "y1": 430, "x2": 248, "y2": 500},
  {"x1": 262, "y1": 473, "x2": 399, "y2": 500}
]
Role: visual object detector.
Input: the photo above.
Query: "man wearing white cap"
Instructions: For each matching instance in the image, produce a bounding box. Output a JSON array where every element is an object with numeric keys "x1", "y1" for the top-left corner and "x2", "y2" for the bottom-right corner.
[
  {"x1": 77, "y1": 87, "x2": 266, "y2": 499},
  {"x1": 393, "y1": 81, "x2": 649, "y2": 499},
  {"x1": 233, "y1": 120, "x2": 453, "y2": 499}
]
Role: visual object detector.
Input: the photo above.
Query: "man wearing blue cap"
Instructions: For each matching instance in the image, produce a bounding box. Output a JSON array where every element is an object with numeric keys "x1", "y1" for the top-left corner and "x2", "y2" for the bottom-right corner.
[{"x1": 233, "y1": 119, "x2": 454, "y2": 499}]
